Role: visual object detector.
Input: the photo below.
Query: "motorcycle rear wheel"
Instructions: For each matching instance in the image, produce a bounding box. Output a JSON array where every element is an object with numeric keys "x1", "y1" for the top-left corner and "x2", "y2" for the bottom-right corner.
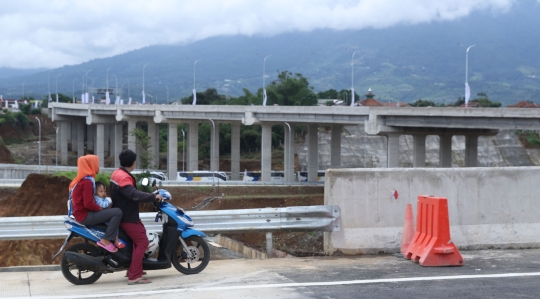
[
  {"x1": 61, "y1": 243, "x2": 103, "y2": 285},
  {"x1": 172, "y1": 236, "x2": 210, "y2": 274}
]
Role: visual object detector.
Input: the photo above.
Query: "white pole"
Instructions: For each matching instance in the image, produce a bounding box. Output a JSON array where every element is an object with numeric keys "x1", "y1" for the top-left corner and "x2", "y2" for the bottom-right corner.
[
  {"x1": 193, "y1": 59, "x2": 201, "y2": 90},
  {"x1": 56, "y1": 73, "x2": 62, "y2": 102},
  {"x1": 72, "y1": 78, "x2": 78, "y2": 102},
  {"x1": 165, "y1": 86, "x2": 169, "y2": 104},
  {"x1": 351, "y1": 50, "x2": 359, "y2": 106},
  {"x1": 106, "y1": 67, "x2": 112, "y2": 90},
  {"x1": 458, "y1": 43, "x2": 475, "y2": 107},
  {"x1": 48, "y1": 70, "x2": 52, "y2": 102}
]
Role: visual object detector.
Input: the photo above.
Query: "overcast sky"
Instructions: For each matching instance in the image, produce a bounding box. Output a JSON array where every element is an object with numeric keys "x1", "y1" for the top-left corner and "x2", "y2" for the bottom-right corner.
[{"x1": 0, "y1": 0, "x2": 517, "y2": 69}]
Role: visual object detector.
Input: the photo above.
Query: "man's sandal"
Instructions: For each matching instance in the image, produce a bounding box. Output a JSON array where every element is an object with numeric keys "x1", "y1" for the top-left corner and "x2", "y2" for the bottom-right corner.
[
  {"x1": 125, "y1": 271, "x2": 146, "y2": 277},
  {"x1": 127, "y1": 278, "x2": 152, "y2": 285}
]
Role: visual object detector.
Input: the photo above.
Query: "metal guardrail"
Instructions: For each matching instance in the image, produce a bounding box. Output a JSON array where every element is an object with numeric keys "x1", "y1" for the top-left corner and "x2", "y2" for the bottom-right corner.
[
  {"x1": 0, "y1": 179, "x2": 324, "y2": 188},
  {"x1": 0, "y1": 206, "x2": 341, "y2": 241},
  {"x1": 0, "y1": 179, "x2": 25, "y2": 187}
]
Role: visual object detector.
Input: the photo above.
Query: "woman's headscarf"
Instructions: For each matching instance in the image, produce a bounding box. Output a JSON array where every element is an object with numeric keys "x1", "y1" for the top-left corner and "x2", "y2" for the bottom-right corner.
[{"x1": 68, "y1": 155, "x2": 100, "y2": 191}]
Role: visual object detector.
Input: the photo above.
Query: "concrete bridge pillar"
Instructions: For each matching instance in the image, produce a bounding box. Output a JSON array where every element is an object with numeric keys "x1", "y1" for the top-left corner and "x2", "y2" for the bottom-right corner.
[
  {"x1": 103, "y1": 125, "x2": 110, "y2": 157},
  {"x1": 167, "y1": 123, "x2": 178, "y2": 181},
  {"x1": 96, "y1": 124, "x2": 105, "y2": 168},
  {"x1": 71, "y1": 122, "x2": 77, "y2": 153},
  {"x1": 386, "y1": 133, "x2": 400, "y2": 168},
  {"x1": 114, "y1": 123, "x2": 123, "y2": 168},
  {"x1": 127, "y1": 120, "x2": 137, "y2": 163},
  {"x1": 210, "y1": 121, "x2": 220, "y2": 172},
  {"x1": 465, "y1": 134, "x2": 479, "y2": 167},
  {"x1": 261, "y1": 124, "x2": 272, "y2": 182},
  {"x1": 307, "y1": 124, "x2": 319, "y2": 182},
  {"x1": 66, "y1": 122, "x2": 72, "y2": 151},
  {"x1": 439, "y1": 134, "x2": 453, "y2": 167},
  {"x1": 148, "y1": 122, "x2": 159, "y2": 169},
  {"x1": 413, "y1": 134, "x2": 426, "y2": 167},
  {"x1": 60, "y1": 122, "x2": 69, "y2": 165},
  {"x1": 284, "y1": 123, "x2": 295, "y2": 182},
  {"x1": 87, "y1": 125, "x2": 95, "y2": 155},
  {"x1": 77, "y1": 122, "x2": 85, "y2": 158},
  {"x1": 187, "y1": 122, "x2": 199, "y2": 171},
  {"x1": 330, "y1": 125, "x2": 342, "y2": 169},
  {"x1": 230, "y1": 123, "x2": 241, "y2": 181}
]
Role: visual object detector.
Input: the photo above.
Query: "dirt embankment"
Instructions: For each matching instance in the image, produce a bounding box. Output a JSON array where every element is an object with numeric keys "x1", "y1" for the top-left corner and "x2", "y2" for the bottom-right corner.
[{"x1": 0, "y1": 174, "x2": 324, "y2": 267}]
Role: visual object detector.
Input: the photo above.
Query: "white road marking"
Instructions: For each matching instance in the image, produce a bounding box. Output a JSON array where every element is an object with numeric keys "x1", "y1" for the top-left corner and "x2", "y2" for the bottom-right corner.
[{"x1": 8, "y1": 272, "x2": 540, "y2": 299}]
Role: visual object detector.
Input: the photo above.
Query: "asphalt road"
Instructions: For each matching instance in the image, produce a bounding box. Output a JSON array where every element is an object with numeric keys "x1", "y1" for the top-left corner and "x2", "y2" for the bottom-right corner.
[{"x1": 2, "y1": 248, "x2": 540, "y2": 299}]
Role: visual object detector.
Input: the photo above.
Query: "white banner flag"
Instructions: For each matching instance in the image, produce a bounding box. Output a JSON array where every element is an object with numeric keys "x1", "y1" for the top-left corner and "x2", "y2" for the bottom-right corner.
[
  {"x1": 263, "y1": 88, "x2": 267, "y2": 106},
  {"x1": 48, "y1": 94, "x2": 52, "y2": 102},
  {"x1": 120, "y1": 99, "x2": 124, "y2": 105},
  {"x1": 91, "y1": 95, "x2": 94, "y2": 104},
  {"x1": 192, "y1": 89, "x2": 197, "y2": 105},
  {"x1": 105, "y1": 91, "x2": 110, "y2": 105},
  {"x1": 24, "y1": 100, "x2": 27, "y2": 104},
  {"x1": 14, "y1": 100, "x2": 19, "y2": 108},
  {"x1": 34, "y1": 101, "x2": 38, "y2": 108},
  {"x1": 56, "y1": 94, "x2": 58, "y2": 103},
  {"x1": 115, "y1": 96, "x2": 119, "y2": 105},
  {"x1": 142, "y1": 90, "x2": 146, "y2": 104},
  {"x1": 350, "y1": 88, "x2": 355, "y2": 107},
  {"x1": 128, "y1": 97, "x2": 132, "y2": 105},
  {"x1": 465, "y1": 82, "x2": 471, "y2": 107},
  {"x1": 4, "y1": 99, "x2": 7, "y2": 108}
]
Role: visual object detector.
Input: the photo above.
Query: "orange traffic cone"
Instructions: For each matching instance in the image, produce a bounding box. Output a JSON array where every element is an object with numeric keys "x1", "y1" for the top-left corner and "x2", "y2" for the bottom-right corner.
[{"x1": 400, "y1": 203, "x2": 415, "y2": 254}]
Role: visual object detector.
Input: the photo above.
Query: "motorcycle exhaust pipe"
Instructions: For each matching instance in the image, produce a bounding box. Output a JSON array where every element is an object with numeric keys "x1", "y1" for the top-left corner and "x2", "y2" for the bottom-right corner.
[{"x1": 64, "y1": 252, "x2": 111, "y2": 272}]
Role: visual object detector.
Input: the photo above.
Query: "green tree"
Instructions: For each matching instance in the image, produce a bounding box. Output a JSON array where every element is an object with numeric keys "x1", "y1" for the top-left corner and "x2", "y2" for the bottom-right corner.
[
  {"x1": 180, "y1": 88, "x2": 225, "y2": 105},
  {"x1": 317, "y1": 89, "x2": 339, "y2": 99},
  {"x1": 410, "y1": 99, "x2": 437, "y2": 107},
  {"x1": 129, "y1": 128, "x2": 153, "y2": 169},
  {"x1": 266, "y1": 71, "x2": 318, "y2": 106}
]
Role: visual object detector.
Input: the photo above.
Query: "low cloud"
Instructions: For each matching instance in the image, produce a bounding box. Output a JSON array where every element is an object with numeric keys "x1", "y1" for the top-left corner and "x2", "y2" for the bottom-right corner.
[{"x1": 0, "y1": 0, "x2": 515, "y2": 68}]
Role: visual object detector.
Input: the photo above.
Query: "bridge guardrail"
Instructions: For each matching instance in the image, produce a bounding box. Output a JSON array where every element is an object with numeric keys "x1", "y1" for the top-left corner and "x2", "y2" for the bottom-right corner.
[
  {"x1": 0, "y1": 179, "x2": 323, "y2": 188},
  {"x1": 0, "y1": 205, "x2": 341, "y2": 241}
]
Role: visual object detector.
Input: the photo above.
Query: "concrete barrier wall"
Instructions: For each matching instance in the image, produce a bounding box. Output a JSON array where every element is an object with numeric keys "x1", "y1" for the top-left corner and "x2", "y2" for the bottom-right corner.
[
  {"x1": 0, "y1": 164, "x2": 116, "y2": 179},
  {"x1": 324, "y1": 167, "x2": 540, "y2": 255}
]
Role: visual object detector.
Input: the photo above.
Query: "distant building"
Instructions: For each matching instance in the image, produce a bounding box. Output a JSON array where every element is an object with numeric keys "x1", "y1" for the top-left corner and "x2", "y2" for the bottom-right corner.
[
  {"x1": 358, "y1": 88, "x2": 383, "y2": 106},
  {"x1": 507, "y1": 101, "x2": 539, "y2": 108}
]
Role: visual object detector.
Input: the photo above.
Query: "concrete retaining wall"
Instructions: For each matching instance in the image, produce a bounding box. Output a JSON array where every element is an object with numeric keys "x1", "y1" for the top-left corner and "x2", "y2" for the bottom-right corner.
[
  {"x1": 324, "y1": 167, "x2": 540, "y2": 255},
  {"x1": 0, "y1": 164, "x2": 116, "y2": 179}
]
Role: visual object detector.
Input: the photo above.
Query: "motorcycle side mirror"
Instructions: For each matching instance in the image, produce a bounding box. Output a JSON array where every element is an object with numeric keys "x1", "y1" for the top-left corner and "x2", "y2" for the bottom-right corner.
[{"x1": 141, "y1": 177, "x2": 149, "y2": 186}]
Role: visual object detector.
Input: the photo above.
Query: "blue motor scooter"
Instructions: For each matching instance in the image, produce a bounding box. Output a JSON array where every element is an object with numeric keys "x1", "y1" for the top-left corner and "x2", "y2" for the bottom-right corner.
[{"x1": 53, "y1": 178, "x2": 210, "y2": 285}]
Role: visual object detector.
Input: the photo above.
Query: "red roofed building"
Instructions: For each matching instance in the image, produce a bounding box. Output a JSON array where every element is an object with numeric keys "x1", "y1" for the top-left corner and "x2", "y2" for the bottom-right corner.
[
  {"x1": 507, "y1": 101, "x2": 540, "y2": 108},
  {"x1": 358, "y1": 88, "x2": 383, "y2": 106}
]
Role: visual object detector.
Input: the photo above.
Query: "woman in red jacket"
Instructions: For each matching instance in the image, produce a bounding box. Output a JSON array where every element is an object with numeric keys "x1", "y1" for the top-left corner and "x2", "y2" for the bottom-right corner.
[{"x1": 69, "y1": 155, "x2": 123, "y2": 252}]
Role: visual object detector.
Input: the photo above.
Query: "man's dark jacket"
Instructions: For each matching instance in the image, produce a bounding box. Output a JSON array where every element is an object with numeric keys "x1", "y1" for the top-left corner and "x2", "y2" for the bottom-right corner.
[{"x1": 110, "y1": 167, "x2": 156, "y2": 223}]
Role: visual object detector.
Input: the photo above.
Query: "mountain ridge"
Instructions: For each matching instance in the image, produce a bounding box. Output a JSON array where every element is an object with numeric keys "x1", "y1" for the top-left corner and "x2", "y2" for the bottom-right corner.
[{"x1": 0, "y1": 0, "x2": 539, "y2": 105}]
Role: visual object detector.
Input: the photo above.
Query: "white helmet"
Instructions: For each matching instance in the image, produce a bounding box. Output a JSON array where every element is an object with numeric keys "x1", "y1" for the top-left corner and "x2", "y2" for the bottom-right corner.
[{"x1": 145, "y1": 232, "x2": 160, "y2": 258}]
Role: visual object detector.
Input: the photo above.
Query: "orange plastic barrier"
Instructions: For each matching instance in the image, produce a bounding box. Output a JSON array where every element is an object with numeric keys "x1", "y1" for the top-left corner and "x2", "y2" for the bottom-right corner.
[{"x1": 403, "y1": 195, "x2": 464, "y2": 266}]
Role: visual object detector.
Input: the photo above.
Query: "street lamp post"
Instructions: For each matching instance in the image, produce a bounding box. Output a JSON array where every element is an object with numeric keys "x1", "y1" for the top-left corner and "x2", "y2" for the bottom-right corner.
[
  {"x1": 106, "y1": 67, "x2": 112, "y2": 90},
  {"x1": 263, "y1": 55, "x2": 272, "y2": 106},
  {"x1": 143, "y1": 63, "x2": 149, "y2": 104},
  {"x1": 22, "y1": 83, "x2": 24, "y2": 101},
  {"x1": 35, "y1": 117, "x2": 41, "y2": 173},
  {"x1": 72, "y1": 78, "x2": 78, "y2": 102},
  {"x1": 113, "y1": 75, "x2": 118, "y2": 103},
  {"x1": 165, "y1": 86, "x2": 169, "y2": 104},
  {"x1": 192, "y1": 59, "x2": 201, "y2": 105},
  {"x1": 55, "y1": 73, "x2": 62, "y2": 102},
  {"x1": 351, "y1": 50, "x2": 359, "y2": 107},
  {"x1": 458, "y1": 43, "x2": 476, "y2": 107},
  {"x1": 48, "y1": 70, "x2": 52, "y2": 102}
]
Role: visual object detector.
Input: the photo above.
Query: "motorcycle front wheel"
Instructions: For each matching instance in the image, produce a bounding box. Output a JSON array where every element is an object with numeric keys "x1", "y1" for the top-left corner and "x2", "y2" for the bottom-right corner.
[
  {"x1": 172, "y1": 236, "x2": 210, "y2": 274},
  {"x1": 61, "y1": 243, "x2": 102, "y2": 285}
]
